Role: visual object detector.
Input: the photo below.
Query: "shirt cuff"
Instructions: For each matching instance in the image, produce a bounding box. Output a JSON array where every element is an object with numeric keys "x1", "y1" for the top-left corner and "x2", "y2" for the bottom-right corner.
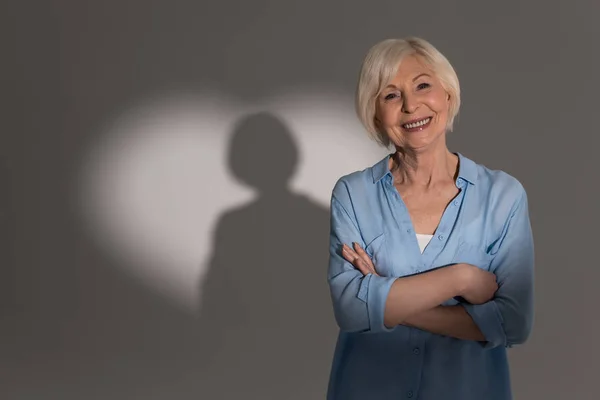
[
  {"x1": 462, "y1": 301, "x2": 506, "y2": 348},
  {"x1": 358, "y1": 274, "x2": 397, "y2": 333}
]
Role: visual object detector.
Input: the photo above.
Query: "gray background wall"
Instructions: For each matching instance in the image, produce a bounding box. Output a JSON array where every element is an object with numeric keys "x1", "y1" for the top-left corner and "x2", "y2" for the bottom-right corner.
[{"x1": 2, "y1": 1, "x2": 599, "y2": 399}]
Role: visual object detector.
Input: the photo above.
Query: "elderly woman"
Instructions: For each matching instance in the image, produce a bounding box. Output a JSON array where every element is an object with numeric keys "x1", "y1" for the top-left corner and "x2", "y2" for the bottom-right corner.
[{"x1": 327, "y1": 37, "x2": 534, "y2": 400}]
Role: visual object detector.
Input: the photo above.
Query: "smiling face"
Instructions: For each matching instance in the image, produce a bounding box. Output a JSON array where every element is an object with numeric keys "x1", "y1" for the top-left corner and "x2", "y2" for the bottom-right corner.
[{"x1": 375, "y1": 55, "x2": 451, "y2": 151}]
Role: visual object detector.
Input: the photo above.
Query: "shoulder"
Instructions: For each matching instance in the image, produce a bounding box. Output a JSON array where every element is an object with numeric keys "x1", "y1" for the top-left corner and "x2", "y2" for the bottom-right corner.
[
  {"x1": 469, "y1": 156, "x2": 528, "y2": 213},
  {"x1": 331, "y1": 156, "x2": 387, "y2": 203},
  {"x1": 332, "y1": 170, "x2": 371, "y2": 200},
  {"x1": 478, "y1": 164, "x2": 524, "y2": 193}
]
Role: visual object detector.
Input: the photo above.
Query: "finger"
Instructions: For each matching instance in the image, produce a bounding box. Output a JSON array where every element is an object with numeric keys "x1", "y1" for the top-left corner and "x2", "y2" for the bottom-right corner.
[
  {"x1": 342, "y1": 245, "x2": 371, "y2": 275},
  {"x1": 354, "y1": 257, "x2": 373, "y2": 276},
  {"x1": 341, "y1": 244, "x2": 358, "y2": 263},
  {"x1": 353, "y1": 243, "x2": 378, "y2": 277},
  {"x1": 350, "y1": 243, "x2": 377, "y2": 276},
  {"x1": 352, "y1": 242, "x2": 376, "y2": 270},
  {"x1": 342, "y1": 245, "x2": 364, "y2": 270}
]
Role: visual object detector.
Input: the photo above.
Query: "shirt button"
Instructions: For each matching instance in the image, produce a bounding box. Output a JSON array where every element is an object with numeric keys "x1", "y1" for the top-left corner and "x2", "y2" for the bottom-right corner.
[
  {"x1": 407, "y1": 391, "x2": 414, "y2": 398},
  {"x1": 413, "y1": 347, "x2": 420, "y2": 355},
  {"x1": 438, "y1": 234, "x2": 444, "y2": 241},
  {"x1": 453, "y1": 200, "x2": 459, "y2": 206}
]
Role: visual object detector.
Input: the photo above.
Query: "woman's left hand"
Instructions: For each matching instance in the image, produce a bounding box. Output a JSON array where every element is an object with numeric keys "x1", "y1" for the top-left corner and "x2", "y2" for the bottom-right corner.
[{"x1": 342, "y1": 243, "x2": 380, "y2": 276}]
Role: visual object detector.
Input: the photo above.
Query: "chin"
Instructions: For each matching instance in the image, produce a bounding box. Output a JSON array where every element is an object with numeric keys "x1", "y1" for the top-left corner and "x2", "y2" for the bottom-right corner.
[{"x1": 401, "y1": 132, "x2": 445, "y2": 151}]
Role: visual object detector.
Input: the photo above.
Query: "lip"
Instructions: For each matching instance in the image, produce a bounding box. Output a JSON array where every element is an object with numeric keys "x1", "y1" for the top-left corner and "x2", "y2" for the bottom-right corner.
[{"x1": 401, "y1": 116, "x2": 433, "y2": 132}]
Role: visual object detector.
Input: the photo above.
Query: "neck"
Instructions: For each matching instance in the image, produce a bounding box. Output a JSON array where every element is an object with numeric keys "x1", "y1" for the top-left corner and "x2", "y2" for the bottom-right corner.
[{"x1": 389, "y1": 144, "x2": 458, "y2": 187}]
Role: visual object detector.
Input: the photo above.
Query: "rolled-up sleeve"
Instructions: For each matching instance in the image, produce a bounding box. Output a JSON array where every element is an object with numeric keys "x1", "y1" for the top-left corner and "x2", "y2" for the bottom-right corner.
[
  {"x1": 463, "y1": 187, "x2": 535, "y2": 348},
  {"x1": 327, "y1": 188, "x2": 397, "y2": 334}
]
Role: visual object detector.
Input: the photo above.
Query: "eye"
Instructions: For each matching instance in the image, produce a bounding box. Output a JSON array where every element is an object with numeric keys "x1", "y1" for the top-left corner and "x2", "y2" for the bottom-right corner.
[
  {"x1": 417, "y1": 82, "x2": 430, "y2": 90},
  {"x1": 384, "y1": 92, "x2": 400, "y2": 101}
]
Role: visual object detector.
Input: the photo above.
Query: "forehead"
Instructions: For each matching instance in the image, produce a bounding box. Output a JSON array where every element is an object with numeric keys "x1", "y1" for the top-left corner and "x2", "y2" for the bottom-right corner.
[{"x1": 390, "y1": 55, "x2": 435, "y2": 83}]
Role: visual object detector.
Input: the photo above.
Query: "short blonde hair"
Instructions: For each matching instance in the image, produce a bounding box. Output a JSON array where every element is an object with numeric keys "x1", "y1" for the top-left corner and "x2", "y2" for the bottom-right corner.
[{"x1": 356, "y1": 37, "x2": 461, "y2": 147}]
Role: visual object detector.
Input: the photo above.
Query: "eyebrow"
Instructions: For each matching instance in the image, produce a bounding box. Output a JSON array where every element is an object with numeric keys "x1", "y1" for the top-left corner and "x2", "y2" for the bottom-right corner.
[
  {"x1": 412, "y1": 73, "x2": 431, "y2": 81},
  {"x1": 384, "y1": 73, "x2": 432, "y2": 89}
]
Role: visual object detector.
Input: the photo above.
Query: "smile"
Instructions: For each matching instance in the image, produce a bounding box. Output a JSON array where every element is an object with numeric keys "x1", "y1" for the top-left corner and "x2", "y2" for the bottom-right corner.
[{"x1": 402, "y1": 117, "x2": 432, "y2": 131}]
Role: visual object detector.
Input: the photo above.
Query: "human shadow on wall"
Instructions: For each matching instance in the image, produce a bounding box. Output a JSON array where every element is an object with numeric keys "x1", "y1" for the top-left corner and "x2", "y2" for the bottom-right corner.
[{"x1": 197, "y1": 112, "x2": 338, "y2": 399}]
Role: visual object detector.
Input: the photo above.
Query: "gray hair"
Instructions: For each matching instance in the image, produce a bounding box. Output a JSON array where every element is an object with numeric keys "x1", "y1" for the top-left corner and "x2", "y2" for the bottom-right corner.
[{"x1": 356, "y1": 37, "x2": 461, "y2": 147}]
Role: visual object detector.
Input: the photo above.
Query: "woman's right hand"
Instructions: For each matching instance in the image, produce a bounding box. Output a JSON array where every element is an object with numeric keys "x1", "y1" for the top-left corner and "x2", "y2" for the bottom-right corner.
[{"x1": 454, "y1": 264, "x2": 498, "y2": 304}]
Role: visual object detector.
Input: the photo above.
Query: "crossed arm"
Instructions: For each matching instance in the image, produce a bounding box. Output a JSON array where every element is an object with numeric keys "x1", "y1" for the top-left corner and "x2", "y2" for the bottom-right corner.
[
  {"x1": 328, "y1": 190, "x2": 535, "y2": 348},
  {"x1": 342, "y1": 242, "x2": 489, "y2": 342}
]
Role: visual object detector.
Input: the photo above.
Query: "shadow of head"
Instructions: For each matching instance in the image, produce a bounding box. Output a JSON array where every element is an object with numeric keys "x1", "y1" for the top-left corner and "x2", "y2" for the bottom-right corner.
[
  {"x1": 197, "y1": 111, "x2": 338, "y2": 398},
  {"x1": 227, "y1": 111, "x2": 298, "y2": 193}
]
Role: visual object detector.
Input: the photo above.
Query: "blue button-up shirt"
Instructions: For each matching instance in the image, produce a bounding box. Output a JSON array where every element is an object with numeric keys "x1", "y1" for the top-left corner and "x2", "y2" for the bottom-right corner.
[{"x1": 327, "y1": 153, "x2": 534, "y2": 400}]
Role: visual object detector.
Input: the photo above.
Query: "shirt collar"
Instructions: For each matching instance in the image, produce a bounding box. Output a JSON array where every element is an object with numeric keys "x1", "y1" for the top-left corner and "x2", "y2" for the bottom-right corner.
[
  {"x1": 370, "y1": 154, "x2": 392, "y2": 183},
  {"x1": 371, "y1": 152, "x2": 478, "y2": 185},
  {"x1": 456, "y1": 152, "x2": 478, "y2": 185}
]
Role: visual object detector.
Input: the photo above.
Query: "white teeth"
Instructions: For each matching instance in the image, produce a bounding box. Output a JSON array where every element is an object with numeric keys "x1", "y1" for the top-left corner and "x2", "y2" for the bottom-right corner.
[{"x1": 403, "y1": 117, "x2": 431, "y2": 129}]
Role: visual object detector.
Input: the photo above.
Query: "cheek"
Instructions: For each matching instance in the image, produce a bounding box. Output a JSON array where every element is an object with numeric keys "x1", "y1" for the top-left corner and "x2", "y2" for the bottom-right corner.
[
  {"x1": 428, "y1": 93, "x2": 450, "y2": 116},
  {"x1": 377, "y1": 105, "x2": 399, "y2": 126}
]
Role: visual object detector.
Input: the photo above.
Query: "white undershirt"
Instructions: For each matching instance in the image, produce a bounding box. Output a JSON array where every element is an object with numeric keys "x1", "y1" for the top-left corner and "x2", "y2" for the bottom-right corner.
[{"x1": 415, "y1": 233, "x2": 434, "y2": 253}]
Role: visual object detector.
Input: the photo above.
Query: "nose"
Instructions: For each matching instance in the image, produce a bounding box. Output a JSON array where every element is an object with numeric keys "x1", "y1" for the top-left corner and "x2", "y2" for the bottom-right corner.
[{"x1": 401, "y1": 93, "x2": 418, "y2": 114}]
